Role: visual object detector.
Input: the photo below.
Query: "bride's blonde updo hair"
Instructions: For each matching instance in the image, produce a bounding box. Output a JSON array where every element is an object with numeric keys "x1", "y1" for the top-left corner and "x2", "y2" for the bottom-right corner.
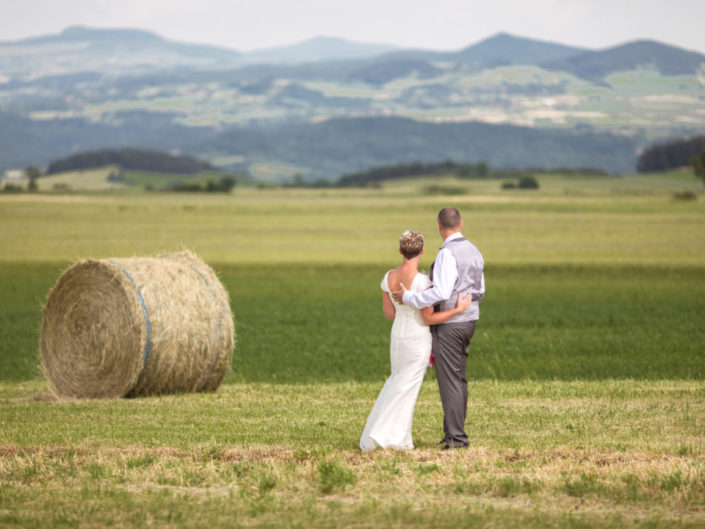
[{"x1": 399, "y1": 230, "x2": 424, "y2": 259}]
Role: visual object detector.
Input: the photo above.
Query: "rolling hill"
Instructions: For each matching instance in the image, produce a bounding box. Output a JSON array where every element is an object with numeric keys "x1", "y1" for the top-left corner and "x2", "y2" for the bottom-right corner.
[
  {"x1": 0, "y1": 26, "x2": 244, "y2": 79},
  {"x1": 202, "y1": 117, "x2": 640, "y2": 177},
  {"x1": 0, "y1": 28, "x2": 399, "y2": 79},
  {"x1": 542, "y1": 40, "x2": 705, "y2": 80},
  {"x1": 451, "y1": 32, "x2": 588, "y2": 66},
  {"x1": 390, "y1": 32, "x2": 590, "y2": 69},
  {"x1": 0, "y1": 111, "x2": 217, "y2": 171},
  {"x1": 1, "y1": 27, "x2": 704, "y2": 178},
  {"x1": 246, "y1": 36, "x2": 398, "y2": 64}
]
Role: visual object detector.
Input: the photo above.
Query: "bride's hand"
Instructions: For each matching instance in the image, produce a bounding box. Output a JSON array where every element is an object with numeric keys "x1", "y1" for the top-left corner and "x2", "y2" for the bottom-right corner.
[{"x1": 455, "y1": 292, "x2": 472, "y2": 312}]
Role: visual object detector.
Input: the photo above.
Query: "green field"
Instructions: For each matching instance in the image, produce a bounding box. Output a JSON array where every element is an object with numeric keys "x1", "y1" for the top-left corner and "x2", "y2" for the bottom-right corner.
[
  {"x1": 34, "y1": 167, "x2": 242, "y2": 192},
  {"x1": 1, "y1": 171, "x2": 704, "y2": 527}
]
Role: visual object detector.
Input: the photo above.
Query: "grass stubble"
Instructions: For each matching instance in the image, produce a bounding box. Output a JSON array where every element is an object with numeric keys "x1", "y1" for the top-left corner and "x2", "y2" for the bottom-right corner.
[{"x1": 1, "y1": 380, "x2": 703, "y2": 528}]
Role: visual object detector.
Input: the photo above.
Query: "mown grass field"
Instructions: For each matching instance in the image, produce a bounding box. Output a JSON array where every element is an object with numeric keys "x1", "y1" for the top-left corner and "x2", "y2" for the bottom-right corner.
[{"x1": 1, "y1": 171, "x2": 704, "y2": 528}]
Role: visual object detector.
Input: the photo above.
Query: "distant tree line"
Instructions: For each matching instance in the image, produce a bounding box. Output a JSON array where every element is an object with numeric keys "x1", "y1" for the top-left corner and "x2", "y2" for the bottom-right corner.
[
  {"x1": 338, "y1": 161, "x2": 490, "y2": 186},
  {"x1": 492, "y1": 167, "x2": 607, "y2": 177},
  {"x1": 336, "y1": 161, "x2": 608, "y2": 187},
  {"x1": 691, "y1": 149, "x2": 705, "y2": 186},
  {"x1": 284, "y1": 174, "x2": 335, "y2": 188},
  {"x1": 169, "y1": 177, "x2": 236, "y2": 193},
  {"x1": 637, "y1": 136, "x2": 705, "y2": 172},
  {"x1": 501, "y1": 175, "x2": 540, "y2": 190},
  {"x1": 46, "y1": 148, "x2": 214, "y2": 175}
]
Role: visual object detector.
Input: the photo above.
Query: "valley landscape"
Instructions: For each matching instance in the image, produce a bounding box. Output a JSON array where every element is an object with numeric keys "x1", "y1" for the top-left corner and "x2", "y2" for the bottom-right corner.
[
  {"x1": 1, "y1": 20, "x2": 704, "y2": 529},
  {"x1": 1, "y1": 27, "x2": 704, "y2": 179}
]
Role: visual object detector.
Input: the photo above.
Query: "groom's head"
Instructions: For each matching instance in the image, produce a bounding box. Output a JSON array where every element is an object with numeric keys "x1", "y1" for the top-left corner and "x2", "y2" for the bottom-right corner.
[{"x1": 437, "y1": 207, "x2": 463, "y2": 234}]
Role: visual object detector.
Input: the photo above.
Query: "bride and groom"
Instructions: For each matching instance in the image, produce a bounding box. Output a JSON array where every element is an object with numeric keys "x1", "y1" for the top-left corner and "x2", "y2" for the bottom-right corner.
[{"x1": 360, "y1": 206, "x2": 485, "y2": 451}]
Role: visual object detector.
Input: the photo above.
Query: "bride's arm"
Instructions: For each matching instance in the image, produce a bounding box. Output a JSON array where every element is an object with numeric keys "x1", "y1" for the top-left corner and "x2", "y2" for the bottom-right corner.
[
  {"x1": 382, "y1": 292, "x2": 396, "y2": 320},
  {"x1": 421, "y1": 293, "x2": 471, "y2": 325}
]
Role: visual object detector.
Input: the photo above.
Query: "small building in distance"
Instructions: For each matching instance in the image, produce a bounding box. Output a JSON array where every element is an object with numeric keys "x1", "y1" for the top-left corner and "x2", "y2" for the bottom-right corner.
[{"x1": 1, "y1": 170, "x2": 26, "y2": 190}]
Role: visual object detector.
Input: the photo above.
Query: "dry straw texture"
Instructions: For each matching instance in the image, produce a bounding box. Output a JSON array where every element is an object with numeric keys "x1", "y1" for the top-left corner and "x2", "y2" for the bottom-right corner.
[{"x1": 40, "y1": 251, "x2": 234, "y2": 399}]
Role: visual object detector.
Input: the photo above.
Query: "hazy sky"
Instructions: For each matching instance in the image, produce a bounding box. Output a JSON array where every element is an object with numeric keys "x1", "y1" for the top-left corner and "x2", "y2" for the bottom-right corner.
[{"x1": 1, "y1": 0, "x2": 704, "y2": 54}]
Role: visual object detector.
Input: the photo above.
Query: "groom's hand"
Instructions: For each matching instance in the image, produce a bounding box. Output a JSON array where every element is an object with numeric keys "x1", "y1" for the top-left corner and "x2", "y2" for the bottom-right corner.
[{"x1": 391, "y1": 282, "x2": 409, "y2": 304}]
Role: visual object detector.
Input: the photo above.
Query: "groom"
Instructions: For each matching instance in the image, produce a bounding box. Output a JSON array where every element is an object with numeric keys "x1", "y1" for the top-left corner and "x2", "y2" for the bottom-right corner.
[{"x1": 393, "y1": 206, "x2": 485, "y2": 449}]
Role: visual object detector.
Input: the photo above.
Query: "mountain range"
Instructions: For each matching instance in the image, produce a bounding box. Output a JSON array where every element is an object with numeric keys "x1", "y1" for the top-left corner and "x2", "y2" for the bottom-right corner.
[
  {"x1": 3, "y1": 26, "x2": 704, "y2": 80},
  {"x1": 1, "y1": 27, "x2": 704, "y2": 179},
  {"x1": 0, "y1": 26, "x2": 401, "y2": 78}
]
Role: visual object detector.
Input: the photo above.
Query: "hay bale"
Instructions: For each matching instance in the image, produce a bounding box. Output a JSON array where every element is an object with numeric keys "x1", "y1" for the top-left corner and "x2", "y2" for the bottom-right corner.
[{"x1": 40, "y1": 251, "x2": 234, "y2": 399}]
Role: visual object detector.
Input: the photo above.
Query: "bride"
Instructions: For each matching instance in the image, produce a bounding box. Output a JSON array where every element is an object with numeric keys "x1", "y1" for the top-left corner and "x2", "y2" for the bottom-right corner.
[{"x1": 360, "y1": 230, "x2": 471, "y2": 451}]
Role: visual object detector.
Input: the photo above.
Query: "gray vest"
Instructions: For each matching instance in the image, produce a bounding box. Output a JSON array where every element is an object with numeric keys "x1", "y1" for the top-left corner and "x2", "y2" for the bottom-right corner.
[{"x1": 431, "y1": 236, "x2": 484, "y2": 323}]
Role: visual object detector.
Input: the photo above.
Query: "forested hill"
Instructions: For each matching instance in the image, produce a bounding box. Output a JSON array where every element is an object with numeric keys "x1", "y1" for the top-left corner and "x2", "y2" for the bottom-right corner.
[
  {"x1": 0, "y1": 111, "x2": 217, "y2": 172},
  {"x1": 0, "y1": 26, "x2": 243, "y2": 78},
  {"x1": 637, "y1": 136, "x2": 705, "y2": 172},
  {"x1": 204, "y1": 117, "x2": 640, "y2": 176},
  {"x1": 47, "y1": 148, "x2": 214, "y2": 175},
  {"x1": 541, "y1": 40, "x2": 705, "y2": 80},
  {"x1": 409, "y1": 33, "x2": 588, "y2": 68}
]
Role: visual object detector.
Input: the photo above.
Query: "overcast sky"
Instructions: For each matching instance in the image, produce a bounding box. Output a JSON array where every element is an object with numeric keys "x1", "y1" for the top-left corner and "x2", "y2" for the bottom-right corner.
[{"x1": 1, "y1": 0, "x2": 704, "y2": 54}]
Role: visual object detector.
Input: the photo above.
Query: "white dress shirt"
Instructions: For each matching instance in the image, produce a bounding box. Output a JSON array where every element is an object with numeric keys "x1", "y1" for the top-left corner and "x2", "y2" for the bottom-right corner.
[{"x1": 402, "y1": 232, "x2": 463, "y2": 309}]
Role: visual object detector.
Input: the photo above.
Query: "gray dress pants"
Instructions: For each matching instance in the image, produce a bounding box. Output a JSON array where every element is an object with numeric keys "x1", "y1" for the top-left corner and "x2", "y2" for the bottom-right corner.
[{"x1": 432, "y1": 321, "x2": 476, "y2": 447}]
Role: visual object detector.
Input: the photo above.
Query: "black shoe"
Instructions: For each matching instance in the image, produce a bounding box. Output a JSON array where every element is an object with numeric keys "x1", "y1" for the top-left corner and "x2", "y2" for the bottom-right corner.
[
  {"x1": 442, "y1": 443, "x2": 468, "y2": 450},
  {"x1": 439, "y1": 437, "x2": 448, "y2": 445}
]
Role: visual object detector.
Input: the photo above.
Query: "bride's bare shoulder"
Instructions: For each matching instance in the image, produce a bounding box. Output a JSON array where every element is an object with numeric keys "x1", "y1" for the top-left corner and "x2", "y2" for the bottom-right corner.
[
  {"x1": 381, "y1": 268, "x2": 397, "y2": 291},
  {"x1": 385, "y1": 267, "x2": 402, "y2": 287}
]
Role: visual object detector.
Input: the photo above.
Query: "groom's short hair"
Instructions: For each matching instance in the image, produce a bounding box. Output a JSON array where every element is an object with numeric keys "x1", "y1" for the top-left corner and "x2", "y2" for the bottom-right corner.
[{"x1": 438, "y1": 207, "x2": 462, "y2": 229}]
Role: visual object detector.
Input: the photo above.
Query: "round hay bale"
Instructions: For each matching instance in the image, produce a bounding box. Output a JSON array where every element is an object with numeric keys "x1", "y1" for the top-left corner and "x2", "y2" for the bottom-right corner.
[{"x1": 40, "y1": 251, "x2": 234, "y2": 398}]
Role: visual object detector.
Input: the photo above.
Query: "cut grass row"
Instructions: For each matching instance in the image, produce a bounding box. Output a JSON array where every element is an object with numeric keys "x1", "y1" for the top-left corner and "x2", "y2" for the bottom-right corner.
[
  {"x1": 2, "y1": 379, "x2": 702, "y2": 452},
  {"x1": 1, "y1": 380, "x2": 703, "y2": 528}
]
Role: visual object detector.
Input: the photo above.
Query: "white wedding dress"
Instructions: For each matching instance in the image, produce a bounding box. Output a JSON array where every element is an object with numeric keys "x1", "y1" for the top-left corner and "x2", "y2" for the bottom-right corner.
[{"x1": 360, "y1": 271, "x2": 432, "y2": 451}]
